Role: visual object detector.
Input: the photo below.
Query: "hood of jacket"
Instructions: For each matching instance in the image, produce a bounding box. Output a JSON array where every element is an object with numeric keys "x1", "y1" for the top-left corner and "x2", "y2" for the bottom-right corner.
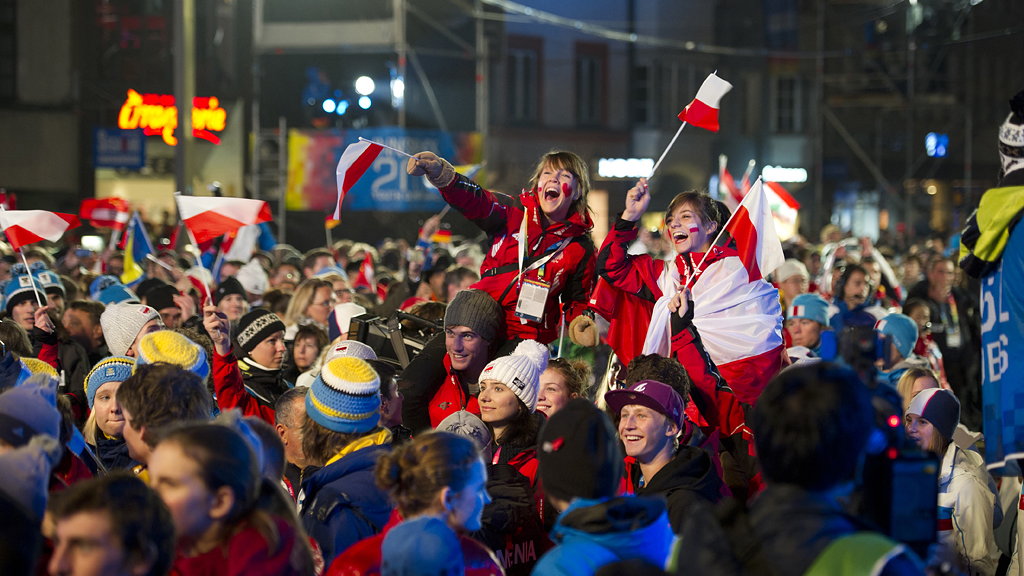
[
  {"x1": 550, "y1": 496, "x2": 673, "y2": 561},
  {"x1": 639, "y1": 445, "x2": 723, "y2": 505}
]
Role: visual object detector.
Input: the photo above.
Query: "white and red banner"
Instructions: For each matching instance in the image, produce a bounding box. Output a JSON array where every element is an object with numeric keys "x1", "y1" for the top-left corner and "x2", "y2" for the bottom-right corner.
[
  {"x1": 764, "y1": 180, "x2": 801, "y2": 242},
  {"x1": 678, "y1": 72, "x2": 733, "y2": 132},
  {"x1": 334, "y1": 140, "x2": 384, "y2": 220},
  {"x1": 724, "y1": 179, "x2": 786, "y2": 283},
  {"x1": 79, "y1": 197, "x2": 131, "y2": 230},
  {"x1": 0, "y1": 210, "x2": 80, "y2": 250},
  {"x1": 175, "y1": 196, "x2": 272, "y2": 245},
  {"x1": 718, "y1": 155, "x2": 743, "y2": 211}
]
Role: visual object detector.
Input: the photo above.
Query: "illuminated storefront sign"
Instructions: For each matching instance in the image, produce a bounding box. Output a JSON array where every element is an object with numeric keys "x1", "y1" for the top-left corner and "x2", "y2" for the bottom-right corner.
[
  {"x1": 597, "y1": 158, "x2": 655, "y2": 179},
  {"x1": 762, "y1": 165, "x2": 808, "y2": 183},
  {"x1": 117, "y1": 89, "x2": 227, "y2": 146}
]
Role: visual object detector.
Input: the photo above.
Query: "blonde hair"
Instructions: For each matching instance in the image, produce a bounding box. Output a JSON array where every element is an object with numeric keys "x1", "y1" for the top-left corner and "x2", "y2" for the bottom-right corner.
[
  {"x1": 896, "y1": 367, "x2": 939, "y2": 413},
  {"x1": 283, "y1": 278, "x2": 332, "y2": 326}
]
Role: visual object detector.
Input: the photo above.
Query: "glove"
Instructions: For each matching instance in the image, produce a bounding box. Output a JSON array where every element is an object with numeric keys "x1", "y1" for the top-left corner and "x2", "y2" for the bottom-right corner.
[
  {"x1": 480, "y1": 464, "x2": 534, "y2": 533},
  {"x1": 568, "y1": 313, "x2": 598, "y2": 347},
  {"x1": 406, "y1": 152, "x2": 456, "y2": 188}
]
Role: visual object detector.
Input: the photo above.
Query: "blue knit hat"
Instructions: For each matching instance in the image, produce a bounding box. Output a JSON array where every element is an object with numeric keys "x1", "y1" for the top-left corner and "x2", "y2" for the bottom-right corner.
[
  {"x1": 875, "y1": 313, "x2": 918, "y2": 359},
  {"x1": 28, "y1": 262, "x2": 64, "y2": 298},
  {"x1": 97, "y1": 283, "x2": 140, "y2": 306},
  {"x1": 307, "y1": 356, "x2": 380, "y2": 433},
  {"x1": 134, "y1": 331, "x2": 210, "y2": 383},
  {"x1": 2, "y1": 272, "x2": 40, "y2": 315},
  {"x1": 84, "y1": 356, "x2": 135, "y2": 408},
  {"x1": 788, "y1": 293, "x2": 830, "y2": 326},
  {"x1": 89, "y1": 275, "x2": 121, "y2": 300}
]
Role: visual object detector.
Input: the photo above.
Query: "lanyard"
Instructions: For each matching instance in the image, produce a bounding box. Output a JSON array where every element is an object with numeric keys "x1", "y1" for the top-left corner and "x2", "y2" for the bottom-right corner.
[{"x1": 516, "y1": 214, "x2": 571, "y2": 285}]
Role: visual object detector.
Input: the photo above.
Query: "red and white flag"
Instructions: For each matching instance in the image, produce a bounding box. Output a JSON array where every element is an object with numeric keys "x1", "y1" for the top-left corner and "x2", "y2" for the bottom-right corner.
[
  {"x1": 176, "y1": 196, "x2": 272, "y2": 245},
  {"x1": 723, "y1": 178, "x2": 786, "y2": 283},
  {"x1": 764, "y1": 180, "x2": 801, "y2": 242},
  {"x1": 718, "y1": 155, "x2": 743, "y2": 212},
  {"x1": 79, "y1": 197, "x2": 131, "y2": 230},
  {"x1": 678, "y1": 72, "x2": 733, "y2": 132},
  {"x1": 354, "y1": 252, "x2": 375, "y2": 291},
  {"x1": 334, "y1": 140, "x2": 383, "y2": 220},
  {"x1": 0, "y1": 210, "x2": 80, "y2": 250}
]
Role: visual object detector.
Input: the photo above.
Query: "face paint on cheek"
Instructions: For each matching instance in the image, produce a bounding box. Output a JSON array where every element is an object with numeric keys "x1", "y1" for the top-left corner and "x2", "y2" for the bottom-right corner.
[
  {"x1": 688, "y1": 225, "x2": 699, "y2": 234},
  {"x1": 562, "y1": 182, "x2": 573, "y2": 197}
]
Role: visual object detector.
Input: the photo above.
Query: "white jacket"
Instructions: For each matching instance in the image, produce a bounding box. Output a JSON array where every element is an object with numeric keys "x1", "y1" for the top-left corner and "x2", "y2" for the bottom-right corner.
[{"x1": 937, "y1": 443, "x2": 1001, "y2": 576}]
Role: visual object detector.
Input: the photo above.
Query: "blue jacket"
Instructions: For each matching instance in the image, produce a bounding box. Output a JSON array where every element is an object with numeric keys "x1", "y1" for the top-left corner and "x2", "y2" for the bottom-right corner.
[
  {"x1": 533, "y1": 496, "x2": 673, "y2": 576},
  {"x1": 299, "y1": 440, "x2": 393, "y2": 565}
]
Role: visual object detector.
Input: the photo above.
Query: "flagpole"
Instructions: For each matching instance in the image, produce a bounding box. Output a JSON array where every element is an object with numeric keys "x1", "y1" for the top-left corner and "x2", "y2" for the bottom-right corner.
[
  {"x1": 688, "y1": 177, "x2": 762, "y2": 288},
  {"x1": 325, "y1": 221, "x2": 332, "y2": 250},
  {"x1": 357, "y1": 137, "x2": 415, "y2": 159},
  {"x1": 649, "y1": 122, "x2": 687, "y2": 181},
  {"x1": 741, "y1": 159, "x2": 757, "y2": 191},
  {"x1": 174, "y1": 193, "x2": 213, "y2": 302},
  {"x1": 109, "y1": 228, "x2": 122, "y2": 252}
]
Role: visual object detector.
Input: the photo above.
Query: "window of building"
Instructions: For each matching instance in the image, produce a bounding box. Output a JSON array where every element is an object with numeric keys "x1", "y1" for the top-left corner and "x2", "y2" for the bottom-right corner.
[
  {"x1": 0, "y1": 0, "x2": 15, "y2": 103},
  {"x1": 771, "y1": 75, "x2": 803, "y2": 133},
  {"x1": 575, "y1": 42, "x2": 607, "y2": 127},
  {"x1": 507, "y1": 35, "x2": 542, "y2": 124}
]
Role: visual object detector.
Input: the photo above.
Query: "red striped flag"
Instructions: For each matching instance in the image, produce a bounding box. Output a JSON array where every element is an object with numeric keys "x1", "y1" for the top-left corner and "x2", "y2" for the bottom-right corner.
[
  {"x1": 724, "y1": 179, "x2": 785, "y2": 282},
  {"x1": 176, "y1": 196, "x2": 272, "y2": 245},
  {"x1": 0, "y1": 210, "x2": 80, "y2": 249},
  {"x1": 678, "y1": 72, "x2": 732, "y2": 132},
  {"x1": 718, "y1": 155, "x2": 743, "y2": 211},
  {"x1": 334, "y1": 141, "x2": 383, "y2": 220},
  {"x1": 80, "y1": 197, "x2": 131, "y2": 230}
]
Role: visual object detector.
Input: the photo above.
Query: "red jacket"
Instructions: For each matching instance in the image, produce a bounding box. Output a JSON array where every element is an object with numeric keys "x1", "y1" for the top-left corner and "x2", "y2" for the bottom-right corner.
[
  {"x1": 439, "y1": 174, "x2": 596, "y2": 344},
  {"x1": 171, "y1": 516, "x2": 306, "y2": 576},
  {"x1": 427, "y1": 353, "x2": 482, "y2": 428},
  {"x1": 213, "y1": 350, "x2": 276, "y2": 424},
  {"x1": 327, "y1": 510, "x2": 504, "y2": 576}
]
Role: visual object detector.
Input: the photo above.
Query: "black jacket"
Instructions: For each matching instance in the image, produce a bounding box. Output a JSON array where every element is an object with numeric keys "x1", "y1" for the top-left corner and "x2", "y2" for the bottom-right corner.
[{"x1": 631, "y1": 445, "x2": 723, "y2": 532}]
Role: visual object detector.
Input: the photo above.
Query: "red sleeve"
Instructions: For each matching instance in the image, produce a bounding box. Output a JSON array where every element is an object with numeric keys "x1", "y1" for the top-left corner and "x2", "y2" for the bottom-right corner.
[
  {"x1": 560, "y1": 240, "x2": 597, "y2": 325},
  {"x1": 212, "y1": 350, "x2": 276, "y2": 423},
  {"x1": 671, "y1": 322, "x2": 749, "y2": 438},
  {"x1": 38, "y1": 341, "x2": 60, "y2": 369},
  {"x1": 596, "y1": 218, "x2": 660, "y2": 299},
  {"x1": 439, "y1": 174, "x2": 514, "y2": 235}
]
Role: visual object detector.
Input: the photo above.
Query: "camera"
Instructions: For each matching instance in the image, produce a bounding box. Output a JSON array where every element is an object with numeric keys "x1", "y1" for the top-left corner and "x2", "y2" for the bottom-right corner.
[{"x1": 347, "y1": 311, "x2": 442, "y2": 367}]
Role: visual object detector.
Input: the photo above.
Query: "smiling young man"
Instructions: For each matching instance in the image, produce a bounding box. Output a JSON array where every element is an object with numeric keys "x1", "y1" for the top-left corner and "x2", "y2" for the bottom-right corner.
[{"x1": 605, "y1": 379, "x2": 723, "y2": 532}]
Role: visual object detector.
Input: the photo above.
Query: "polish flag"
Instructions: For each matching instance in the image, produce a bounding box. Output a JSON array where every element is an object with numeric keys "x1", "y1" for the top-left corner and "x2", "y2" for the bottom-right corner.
[
  {"x1": 80, "y1": 197, "x2": 131, "y2": 230},
  {"x1": 678, "y1": 72, "x2": 733, "y2": 132},
  {"x1": 176, "y1": 196, "x2": 272, "y2": 245},
  {"x1": 0, "y1": 210, "x2": 80, "y2": 250},
  {"x1": 723, "y1": 179, "x2": 786, "y2": 283},
  {"x1": 764, "y1": 180, "x2": 801, "y2": 242},
  {"x1": 718, "y1": 155, "x2": 742, "y2": 212},
  {"x1": 354, "y1": 252, "x2": 375, "y2": 291},
  {"x1": 334, "y1": 140, "x2": 383, "y2": 220}
]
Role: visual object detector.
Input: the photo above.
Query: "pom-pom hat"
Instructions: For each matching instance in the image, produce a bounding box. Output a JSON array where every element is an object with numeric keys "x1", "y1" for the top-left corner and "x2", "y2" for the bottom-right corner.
[
  {"x1": 134, "y1": 331, "x2": 210, "y2": 383},
  {"x1": 307, "y1": 356, "x2": 381, "y2": 433},
  {"x1": 479, "y1": 340, "x2": 549, "y2": 412}
]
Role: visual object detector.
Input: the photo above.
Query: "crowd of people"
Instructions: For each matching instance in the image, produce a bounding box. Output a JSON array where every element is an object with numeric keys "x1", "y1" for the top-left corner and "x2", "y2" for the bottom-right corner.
[{"x1": 2, "y1": 94, "x2": 1024, "y2": 576}]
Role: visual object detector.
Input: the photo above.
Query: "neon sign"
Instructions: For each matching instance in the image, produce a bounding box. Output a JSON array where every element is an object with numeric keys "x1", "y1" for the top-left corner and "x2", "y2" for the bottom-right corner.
[{"x1": 117, "y1": 89, "x2": 227, "y2": 146}]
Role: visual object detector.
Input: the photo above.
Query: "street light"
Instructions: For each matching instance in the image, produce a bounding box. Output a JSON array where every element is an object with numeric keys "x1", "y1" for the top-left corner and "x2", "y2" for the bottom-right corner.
[{"x1": 355, "y1": 76, "x2": 375, "y2": 96}]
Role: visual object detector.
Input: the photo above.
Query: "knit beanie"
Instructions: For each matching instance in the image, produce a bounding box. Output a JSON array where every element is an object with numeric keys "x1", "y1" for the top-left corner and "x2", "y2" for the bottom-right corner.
[
  {"x1": 443, "y1": 289, "x2": 502, "y2": 343},
  {"x1": 20, "y1": 358, "x2": 58, "y2": 380},
  {"x1": 134, "y1": 278, "x2": 168, "y2": 302},
  {"x1": 999, "y1": 90, "x2": 1024, "y2": 178},
  {"x1": 89, "y1": 275, "x2": 121, "y2": 300},
  {"x1": 3, "y1": 271, "x2": 39, "y2": 315},
  {"x1": 908, "y1": 388, "x2": 960, "y2": 442},
  {"x1": 0, "y1": 435, "x2": 62, "y2": 520},
  {"x1": 144, "y1": 284, "x2": 179, "y2": 312},
  {"x1": 97, "y1": 283, "x2": 140, "y2": 306},
  {"x1": 478, "y1": 340, "x2": 548, "y2": 412},
  {"x1": 381, "y1": 516, "x2": 464, "y2": 576},
  {"x1": 134, "y1": 331, "x2": 210, "y2": 383},
  {"x1": 328, "y1": 302, "x2": 368, "y2": 341},
  {"x1": 84, "y1": 356, "x2": 136, "y2": 409},
  {"x1": 774, "y1": 258, "x2": 809, "y2": 283},
  {"x1": 0, "y1": 374, "x2": 61, "y2": 448},
  {"x1": 32, "y1": 268, "x2": 65, "y2": 298},
  {"x1": 100, "y1": 302, "x2": 162, "y2": 356},
  {"x1": 788, "y1": 293, "x2": 830, "y2": 327},
  {"x1": 236, "y1": 309, "x2": 286, "y2": 355},
  {"x1": 306, "y1": 356, "x2": 381, "y2": 433},
  {"x1": 214, "y1": 277, "x2": 246, "y2": 305},
  {"x1": 436, "y1": 410, "x2": 492, "y2": 451},
  {"x1": 875, "y1": 313, "x2": 918, "y2": 360},
  {"x1": 324, "y1": 339, "x2": 378, "y2": 362},
  {"x1": 605, "y1": 379, "x2": 686, "y2": 429},
  {"x1": 236, "y1": 260, "x2": 269, "y2": 297},
  {"x1": 537, "y1": 398, "x2": 623, "y2": 502}
]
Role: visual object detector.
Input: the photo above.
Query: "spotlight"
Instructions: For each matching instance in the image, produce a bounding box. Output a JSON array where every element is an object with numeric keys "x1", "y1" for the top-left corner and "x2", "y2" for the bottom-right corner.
[
  {"x1": 355, "y1": 76, "x2": 375, "y2": 96},
  {"x1": 359, "y1": 96, "x2": 372, "y2": 110},
  {"x1": 322, "y1": 99, "x2": 337, "y2": 114}
]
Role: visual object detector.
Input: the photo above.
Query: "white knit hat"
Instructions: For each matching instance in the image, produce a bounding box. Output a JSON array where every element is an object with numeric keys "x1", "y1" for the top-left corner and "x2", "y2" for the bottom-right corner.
[
  {"x1": 236, "y1": 260, "x2": 269, "y2": 296},
  {"x1": 479, "y1": 340, "x2": 549, "y2": 412},
  {"x1": 325, "y1": 340, "x2": 378, "y2": 363},
  {"x1": 100, "y1": 302, "x2": 162, "y2": 356}
]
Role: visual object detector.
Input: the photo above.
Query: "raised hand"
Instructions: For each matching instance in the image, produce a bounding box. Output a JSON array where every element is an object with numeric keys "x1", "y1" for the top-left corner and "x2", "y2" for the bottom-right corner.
[
  {"x1": 622, "y1": 178, "x2": 650, "y2": 222},
  {"x1": 202, "y1": 305, "x2": 231, "y2": 356},
  {"x1": 406, "y1": 151, "x2": 444, "y2": 179}
]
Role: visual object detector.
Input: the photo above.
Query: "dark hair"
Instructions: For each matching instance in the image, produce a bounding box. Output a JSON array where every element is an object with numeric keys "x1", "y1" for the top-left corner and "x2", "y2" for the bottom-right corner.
[
  {"x1": 294, "y1": 324, "x2": 328, "y2": 353},
  {"x1": 367, "y1": 359, "x2": 400, "y2": 397},
  {"x1": 301, "y1": 416, "x2": 383, "y2": 466},
  {"x1": 50, "y1": 473, "x2": 175, "y2": 576},
  {"x1": 67, "y1": 300, "x2": 105, "y2": 327},
  {"x1": 526, "y1": 150, "x2": 592, "y2": 219},
  {"x1": 262, "y1": 289, "x2": 292, "y2": 317},
  {"x1": 665, "y1": 190, "x2": 719, "y2": 233},
  {"x1": 0, "y1": 318, "x2": 33, "y2": 356},
  {"x1": 59, "y1": 275, "x2": 81, "y2": 303},
  {"x1": 444, "y1": 266, "x2": 480, "y2": 292},
  {"x1": 902, "y1": 297, "x2": 930, "y2": 318},
  {"x1": 301, "y1": 248, "x2": 335, "y2": 274},
  {"x1": 750, "y1": 363, "x2": 874, "y2": 490},
  {"x1": 117, "y1": 363, "x2": 212, "y2": 448},
  {"x1": 625, "y1": 354, "x2": 692, "y2": 403},
  {"x1": 835, "y1": 263, "x2": 871, "y2": 302},
  {"x1": 274, "y1": 387, "x2": 308, "y2": 427},
  {"x1": 545, "y1": 357, "x2": 592, "y2": 399},
  {"x1": 491, "y1": 399, "x2": 540, "y2": 448},
  {"x1": 374, "y1": 431, "x2": 480, "y2": 517}
]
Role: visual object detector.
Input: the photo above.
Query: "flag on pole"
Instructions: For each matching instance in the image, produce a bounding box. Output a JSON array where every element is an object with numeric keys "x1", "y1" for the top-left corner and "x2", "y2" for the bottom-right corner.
[
  {"x1": 353, "y1": 252, "x2": 375, "y2": 291},
  {"x1": 677, "y1": 72, "x2": 733, "y2": 132},
  {"x1": 764, "y1": 181, "x2": 801, "y2": 242},
  {"x1": 0, "y1": 210, "x2": 80, "y2": 250},
  {"x1": 176, "y1": 196, "x2": 273, "y2": 245},
  {"x1": 121, "y1": 212, "x2": 154, "y2": 285},
  {"x1": 723, "y1": 179, "x2": 786, "y2": 283},
  {"x1": 79, "y1": 197, "x2": 131, "y2": 230},
  {"x1": 718, "y1": 155, "x2": 743, "y2": 211},
  {"x1": 740, "y1": 160, "x2": 756, "y2": 195},
  {"x1": 334, "y1": 140, "x2": 384, "y2": 220}
]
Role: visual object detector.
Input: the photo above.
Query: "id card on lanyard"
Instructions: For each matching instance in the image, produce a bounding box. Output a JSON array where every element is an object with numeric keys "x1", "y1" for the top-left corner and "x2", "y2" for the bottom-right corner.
[{"x1": 515, "y1": 277, "x2": 551, "y2": 322}]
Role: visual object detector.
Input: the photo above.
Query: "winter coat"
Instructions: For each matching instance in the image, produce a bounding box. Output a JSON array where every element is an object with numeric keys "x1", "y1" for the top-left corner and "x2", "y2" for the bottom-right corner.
[
  {"x1": 326, "y1": 510, "x2": 504, "y2": 576},
  {"x1": 398, "y1": 331, "x2": 488, "y2": 433},
  {"x1": 298, "y1": 430, "x2": 393, "y2": 565},
  {"x1": 212, "y1": 350, "x2": 284, "y2": 424},
  {"x1": 92, "y1": 433, "x2": 136, "y2": 472},
  {"x1": 625, "y1": 445, "x2": 724, "y2": 533},
  {"x1": 533, "y1": 496, "x2": 674, "y2": 576},
  {"x1": 438, "y1": 173, "x2": 596, "y2": 344},
  {"x1": 937, "y1": 444, "x2": 1001, "y2": 576},
  {"x1": 170, "y1": 515, "x2": 305, "y2": 576}
]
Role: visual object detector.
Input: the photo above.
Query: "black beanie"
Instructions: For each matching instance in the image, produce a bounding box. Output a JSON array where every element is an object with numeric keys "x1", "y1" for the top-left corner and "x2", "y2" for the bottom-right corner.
[
  {"x1": 537, "y1": 398, "x2": 623, "y2": 502},
  {"x1": 145, "y1": 285, "x2": 179, "y2": 311},
  {"x1": 235, "y1": 308, "x2": 285, "y2": 355},
  {"x1": 214, "y1": 277, "x2": 246, "y2": 305},
  {"x1": 135, "y1": 278, "x2": 169, "y2": 301},
  {"x1": 443, "y1": 289, "x2": 502, "y2": 343}
]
